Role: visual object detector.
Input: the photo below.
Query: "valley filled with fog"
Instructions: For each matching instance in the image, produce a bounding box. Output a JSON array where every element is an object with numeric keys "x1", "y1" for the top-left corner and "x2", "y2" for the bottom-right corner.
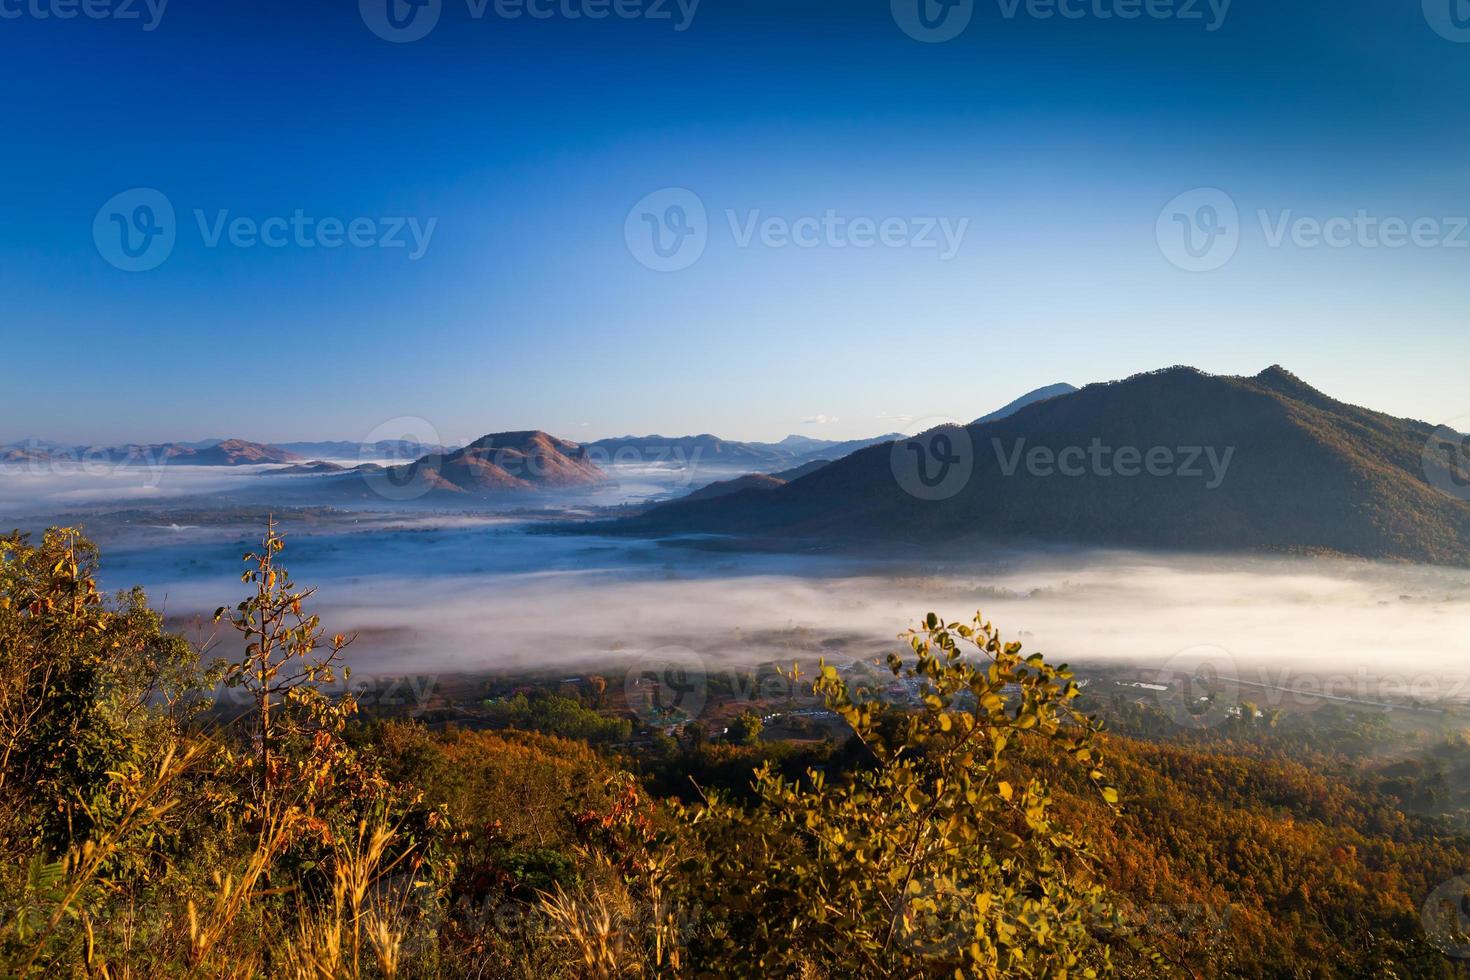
[{"x1": 6, "y1": 456, "x2": 1470, "y2": 701}]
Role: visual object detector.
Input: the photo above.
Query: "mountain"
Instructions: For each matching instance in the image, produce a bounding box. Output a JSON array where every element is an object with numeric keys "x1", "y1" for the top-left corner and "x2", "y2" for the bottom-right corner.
[
  {"x1": 767, "y1": 434, "x2": 835, "y2": 454},
  {"x1": 616, "y1": 366, "x2": 1470, "y2": 566},
  {"x1": 679, "y1": 459, "x2": 832, "y2": 503},
  {"x1": 746, "y1": 433, "x2": 906, "y2": 458},
  {"x1": 973, "y1": 383, "x2": 1079, "y2": 424},
  {"x1": 1, "y1": 438, "x2": 455, "y2": 466},
  {"x1": 587, "y1": 432, "x2": 905, "y2": 471},
  {"x1": 261, "y1": 460, "x2": 353, "y2": 476},
  {"x1": 355, "y1": 431, "x2": 606, "y2": 496},
  {"x1": 585, "y1": 434, "x2": 786, "y2": 467},
  {"x1": 681, "y1": 472, "x2": 787, "y2": 502},
  {"x1": 100, "y1": 439, "x2": 301, "y2": 465},
  {"x1": 786, "y1": 433, "x2": 904, "y2": 461},
  {"x1": 0, "y1": 446, "x2": 53, "y2": 464},
  {"x1": 275, "y1": 439, "x2": 451, "y2": 459},
  {"x1": 171, "y1": 439, "x2": 303, "y2": 465},
  {"x1": 0, "y1": 439, "x2": 301, "y2": 466}
]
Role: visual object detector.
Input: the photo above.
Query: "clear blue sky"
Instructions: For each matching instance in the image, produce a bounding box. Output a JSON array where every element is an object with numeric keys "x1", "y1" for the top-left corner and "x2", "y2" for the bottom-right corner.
[{"x1": 2, "y1": 0, "x2": 1468, "y2": 445}]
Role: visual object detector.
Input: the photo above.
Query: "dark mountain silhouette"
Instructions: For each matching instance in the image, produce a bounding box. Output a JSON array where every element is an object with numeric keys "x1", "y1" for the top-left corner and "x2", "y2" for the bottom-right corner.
[
  {"x1": 679, "y1": 459, "x2": 832, "y2": 503},
  {"x1": 617, "y1": 366, "x2": 1470, "y2": 566},
  {"x1": 973, "y1": 383, "x2": 1078, "y2": 424},
  {"x1": 363, "y1": 431, "x2": 606, "y2": 496}
]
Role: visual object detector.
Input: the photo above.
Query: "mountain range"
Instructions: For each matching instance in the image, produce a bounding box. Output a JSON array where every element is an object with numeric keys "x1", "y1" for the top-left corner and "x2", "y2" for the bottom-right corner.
[
  {"x1": 0, "y1": 439, "x2": 303, "y2": 466},
  {"x1": 615, "y1": 366, "x2": 1470, "y2": 566},
  {"x1": 583, "y1": 432, "x2": 904, "y2": 470},
  {"x1": 0, "y1": 438, "x2": 448, "y2": 466}
]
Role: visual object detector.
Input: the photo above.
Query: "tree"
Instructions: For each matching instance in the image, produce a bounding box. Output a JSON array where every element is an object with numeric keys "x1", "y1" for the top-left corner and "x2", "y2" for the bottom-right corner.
[
  {"x1": 727, "y1": 709, "x2": 763, "y2": 746},
  {"x1": 215, "y1": 518, "x2": 359, "y2": 821},
  {"x1": 588, "y1": 612, "x2": 1126, "y2": 977},
  {"x1": 0, "y1": 527, "x2": 202, "y2": 847}
]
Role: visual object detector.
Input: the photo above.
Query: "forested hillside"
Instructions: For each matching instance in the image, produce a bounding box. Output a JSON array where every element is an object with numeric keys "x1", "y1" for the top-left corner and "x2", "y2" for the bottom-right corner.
[{"x1": 1, "y1": 525, "x2": 1466, "y2": 977}]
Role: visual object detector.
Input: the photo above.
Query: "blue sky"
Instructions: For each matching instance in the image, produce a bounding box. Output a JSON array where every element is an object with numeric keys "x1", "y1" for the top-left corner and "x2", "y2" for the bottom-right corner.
[{"x1": 2, "y1": 0, "x2": 1469, "y2": 445}]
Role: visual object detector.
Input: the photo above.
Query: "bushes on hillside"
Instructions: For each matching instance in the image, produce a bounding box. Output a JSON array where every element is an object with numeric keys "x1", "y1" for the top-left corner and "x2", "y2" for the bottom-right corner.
[{"x1": 19, "y1": 522, "x2": 1404, "y2": 976}]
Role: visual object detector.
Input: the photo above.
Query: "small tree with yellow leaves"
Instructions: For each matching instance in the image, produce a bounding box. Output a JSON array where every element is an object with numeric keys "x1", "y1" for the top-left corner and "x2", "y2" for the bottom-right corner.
[
  {"x1": 640, "y1": 611, "x2": 1124, "y2": 977},
  {"x1": 215, "y1": 518, "x2": 360, "y2": 824}
]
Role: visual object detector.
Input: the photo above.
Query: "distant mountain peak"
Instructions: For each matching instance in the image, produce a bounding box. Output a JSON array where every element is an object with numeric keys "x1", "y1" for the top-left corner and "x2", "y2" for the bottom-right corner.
[
  {"x1": 625, "y1": 365, "x2": 1470, "y2": 567},
  {"x1": 380, "y1": 429, "x2": 605, "y2": 495},
  {"x1": 973, "y1": 383, "x2": 1079, "y2": 425}
]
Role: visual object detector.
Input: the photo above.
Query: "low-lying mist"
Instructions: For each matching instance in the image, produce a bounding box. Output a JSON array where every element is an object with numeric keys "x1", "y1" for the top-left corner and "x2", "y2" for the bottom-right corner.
[
  {"x1": 98, "y1": 520, "x2": 1470, "y2": 697},
  {"x1": 0, "y1": 458, "x2": 761, "y2": 519},
  {"x1": 11, "y1": 460, "x2": 1470, "y2": 700}
]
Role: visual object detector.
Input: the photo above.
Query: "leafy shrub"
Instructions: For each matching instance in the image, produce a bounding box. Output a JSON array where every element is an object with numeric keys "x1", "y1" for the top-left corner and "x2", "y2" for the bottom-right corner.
[{"x1": 483, "y1": 692, "x2": 632, "y2": 743}]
